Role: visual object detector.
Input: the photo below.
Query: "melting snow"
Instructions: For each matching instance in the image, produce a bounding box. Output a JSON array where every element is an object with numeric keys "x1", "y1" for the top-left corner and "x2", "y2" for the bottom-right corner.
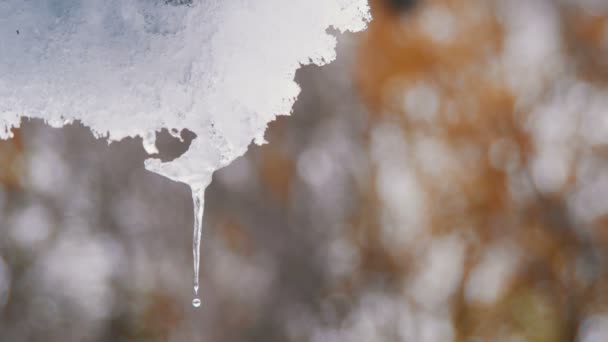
[{"x1": 0, "y1": 0, "x2": 370, "y2": 304}]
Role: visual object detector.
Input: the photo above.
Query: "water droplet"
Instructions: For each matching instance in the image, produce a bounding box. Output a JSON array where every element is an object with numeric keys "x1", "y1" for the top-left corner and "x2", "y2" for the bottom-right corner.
[{"x1": 192, "y1": 298, "x2": 201, "y2": 308}]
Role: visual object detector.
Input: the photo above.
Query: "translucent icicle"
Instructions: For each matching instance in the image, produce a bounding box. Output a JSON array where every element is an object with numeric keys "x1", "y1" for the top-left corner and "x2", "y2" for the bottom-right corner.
[{"x1": 191, "y1": 186, "x2": 205, "y2": 307}]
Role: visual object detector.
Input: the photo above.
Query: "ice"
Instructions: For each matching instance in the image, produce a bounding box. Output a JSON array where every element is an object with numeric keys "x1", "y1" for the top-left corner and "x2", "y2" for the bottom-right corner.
[{"x1": 0, "y1": 0, "x2": 370, "y2": 304}]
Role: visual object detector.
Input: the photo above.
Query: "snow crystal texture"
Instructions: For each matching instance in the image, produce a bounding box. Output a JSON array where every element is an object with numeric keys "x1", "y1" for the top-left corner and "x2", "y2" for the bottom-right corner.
[{"x1": 0, "y1": 0, "x2": 369, "y2": 190}]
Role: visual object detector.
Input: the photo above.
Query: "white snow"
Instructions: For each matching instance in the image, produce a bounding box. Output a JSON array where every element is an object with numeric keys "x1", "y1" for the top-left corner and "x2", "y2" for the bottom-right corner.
[{"x1": 0, "y1": 0, "x2": 370, "y2": 192}]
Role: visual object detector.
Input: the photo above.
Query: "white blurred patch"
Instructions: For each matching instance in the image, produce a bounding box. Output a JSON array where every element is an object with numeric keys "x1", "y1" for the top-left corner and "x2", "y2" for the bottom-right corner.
[
  {"x1": 403, "y1": 83, "x2": 440, "y2": 123},
  {"x1": 581, "y1": 91, "x2": 608, "y2": 147},
  {"x1": 371, "y1": 124, "x2": 429, "y2": 250},
  {"x1": 408, "y1": 234, "x2": 466, "y2": 310},
  {"x1": 370, "y1": 123, "x2": 409, "y2": 165},
  {"x1": 9, "y1": 204, "x2": 52, "y2": 250},
  {"x1": 528, "y1": 82, "x2": 584, "y2": 193},
  {"x1": 298, "y1": 147, "x2": 336, "y2": 189},
  {"x1": 36, "y1": 232, "x2": 121, "y2": 320},
  {"x1": 531, "y1": 149, "x2": 571, "y2": 194},
  {"x1": 414, "y1": 136, "x2": 457, "y2": 181},
  {"x1": 418, "y1": 5, "x2": 456, "y2": 43},
  {"x1": 342, "y1": 293, "x2": 410, "y2": 341},
  {"x1": 26, "y1": 147, "x2": 70, "y2": 197},
  {"x1": 529, "y1": 82, "x2": 584, "y2": 143},
  {"x1": 298, "y1": 136, "x2": 355, "y2": 224},
  {"x1": 324, "y1": 236, "x2": 360, "y2": 279},
  {"x1": 377, "y1": 163, "x2": 427, "y2": 250},
  {"x1": 340, "y1": 292, "x2": 454, "y2": 342},
  {"x1": 465, "y1": 244, "x2": 520, "y2": 305},
  {"x1": 311, "y1": 292, "x2": 454, "y2": 342},
  {"x1": 569, "y1": 163, "x2": 608, "y2": 224},
  {"x1": 578, "y1": 315, "x2": 608, "y2": 342},
  {"x1": 415, "y1": 310, "x2": 455, "y2": 342},
  {"x1": 500, "y1": 0, "x2": 563, "y2": 104}
]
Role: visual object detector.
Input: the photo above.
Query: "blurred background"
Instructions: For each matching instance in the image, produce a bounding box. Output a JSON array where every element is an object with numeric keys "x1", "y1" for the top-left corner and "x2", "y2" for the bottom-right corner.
[{"x1": 3, "y1": 0, "x2": 608, "y2": 340}]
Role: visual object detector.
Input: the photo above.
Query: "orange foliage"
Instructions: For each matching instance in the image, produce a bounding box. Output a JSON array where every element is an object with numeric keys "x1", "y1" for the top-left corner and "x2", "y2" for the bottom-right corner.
[{"x1": 353, "y1": 0, "x2": 608, "y2": 340}]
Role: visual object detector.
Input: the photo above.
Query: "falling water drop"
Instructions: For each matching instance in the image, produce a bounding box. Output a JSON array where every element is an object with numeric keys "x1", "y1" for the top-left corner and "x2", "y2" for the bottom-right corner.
[{"x1": 192, "y1": 187, "x2": 205, "y2": 308}]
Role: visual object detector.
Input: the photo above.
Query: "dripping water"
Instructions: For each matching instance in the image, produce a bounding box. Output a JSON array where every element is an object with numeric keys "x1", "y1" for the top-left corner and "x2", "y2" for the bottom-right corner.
[{"x1": 191, "y1": 186, "x2": 205, "y2": 308}]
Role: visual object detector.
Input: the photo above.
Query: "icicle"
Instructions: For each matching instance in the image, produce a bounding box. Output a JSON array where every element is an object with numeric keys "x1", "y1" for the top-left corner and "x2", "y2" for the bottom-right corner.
[{"x1": 191, "y1": 186, "x2": 205, "y2": 308}]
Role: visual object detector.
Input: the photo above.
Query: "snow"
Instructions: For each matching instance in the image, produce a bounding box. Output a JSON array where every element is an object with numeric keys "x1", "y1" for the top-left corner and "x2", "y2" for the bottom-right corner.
[{"x1": 0, "y1": 0, "x2": 370, "y2": 192}]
